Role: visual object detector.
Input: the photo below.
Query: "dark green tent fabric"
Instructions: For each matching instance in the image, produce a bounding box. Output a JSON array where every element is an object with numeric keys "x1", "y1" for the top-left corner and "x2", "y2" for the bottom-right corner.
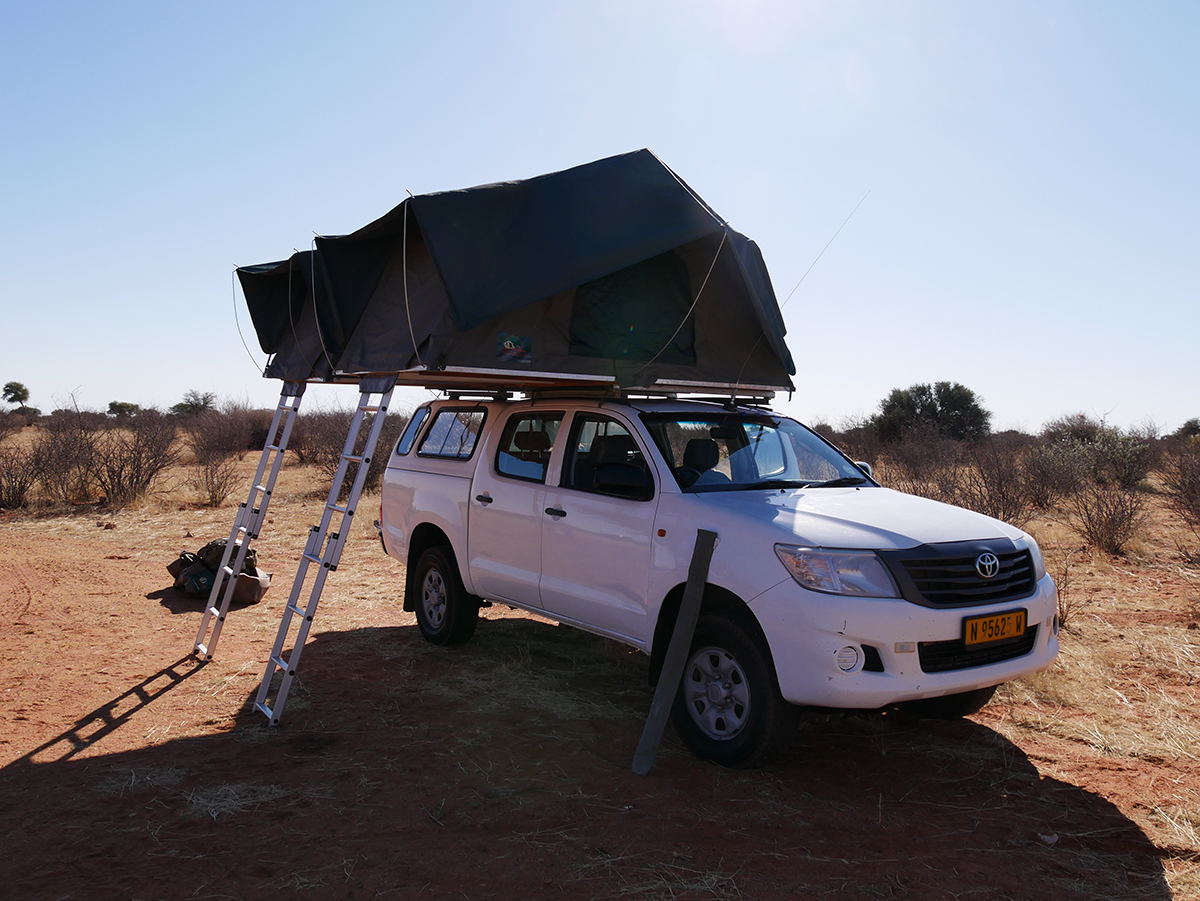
[
  {"x1": 237, "y1": 252, "x2": 334, "y2": 382},
  {"x1": 410, "y1": 150, "x2": 723, "y2": 332},
  {"x1": 242, "y1": 150, "x2": 796, "y2": 392}
]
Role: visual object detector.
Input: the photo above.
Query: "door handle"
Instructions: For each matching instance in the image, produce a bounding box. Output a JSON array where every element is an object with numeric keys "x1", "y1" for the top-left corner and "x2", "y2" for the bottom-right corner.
[
  {"x1": 544, "y1": 507, "x2": 567, "y2": 518},
  {"x1": 475, "y1": 494, "x2": 493, "y2": 505}
]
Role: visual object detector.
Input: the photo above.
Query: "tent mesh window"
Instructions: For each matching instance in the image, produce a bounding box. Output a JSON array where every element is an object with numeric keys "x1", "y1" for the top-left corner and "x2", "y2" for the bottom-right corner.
[{"x1": 568, "y1": 251, "x2": 696, "y2": 366}]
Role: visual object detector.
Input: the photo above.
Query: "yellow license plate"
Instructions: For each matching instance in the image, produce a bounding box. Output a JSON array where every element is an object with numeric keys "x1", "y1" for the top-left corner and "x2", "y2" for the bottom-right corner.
[{"x1": 963, "y1": 609, "x2": 1027, "y2": 646}]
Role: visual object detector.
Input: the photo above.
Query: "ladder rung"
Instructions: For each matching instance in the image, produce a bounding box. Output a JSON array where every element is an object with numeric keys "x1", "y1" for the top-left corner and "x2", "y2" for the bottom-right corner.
[
  {"x1": 254, "y1": 701, "x2": 276, "y2": 720},
  {"x1": 342, "y1": 454, "x2": 365, "y2": 463},
  {"x1": 327, "y1": 504, "x2": 348, "y2": 514},
  {"x1": 195, "y1": 642, "x2": 209, "y2": 657},
  {"x1": 207, "y1": 606, "x2": 221, "y2": 618},
  {"x1": 221, "y1": 565, "x2": 234, "y2": 576},
  {"x1": 270, "y1": 654, "x2": 293, "y2": 674},
  {"x1": 361, "y1": 404, "x2": 381, "y2": 413},
  {"x1": 287, "y1": 603, "x2": 307, "y2": 617},
  {"x1": 302, "y1": 553, "x2": 323, "y2": 564}
]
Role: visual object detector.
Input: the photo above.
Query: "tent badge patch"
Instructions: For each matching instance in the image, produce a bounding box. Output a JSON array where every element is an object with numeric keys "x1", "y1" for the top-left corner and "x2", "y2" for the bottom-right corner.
[{"x1": 497, "y1": 333, "x2": 532, "y2": 365}]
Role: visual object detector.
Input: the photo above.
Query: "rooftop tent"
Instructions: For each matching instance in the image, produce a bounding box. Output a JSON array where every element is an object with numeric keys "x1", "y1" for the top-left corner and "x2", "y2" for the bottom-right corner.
[
  {"x1": 247, "y1": 150, "x2": 796, "y2": 393},
  {"x1": 238, "y1": 252, "x2": 337, "y2": 382}
]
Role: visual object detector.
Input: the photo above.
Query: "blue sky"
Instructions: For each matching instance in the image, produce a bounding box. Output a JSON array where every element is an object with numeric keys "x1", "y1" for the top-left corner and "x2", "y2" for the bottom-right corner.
[{"x1": 2, "y1": 1, "x2": 1196, "y2": 432}]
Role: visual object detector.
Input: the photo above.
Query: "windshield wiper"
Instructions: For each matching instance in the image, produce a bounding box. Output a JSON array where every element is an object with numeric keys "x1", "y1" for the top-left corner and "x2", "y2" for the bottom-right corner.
[
  {"x1": 807, "y1": 476, "x2": 870, "y2": 488},
  {"x1": 740, "y1": 478, "x2": 817, "y2": 491}
]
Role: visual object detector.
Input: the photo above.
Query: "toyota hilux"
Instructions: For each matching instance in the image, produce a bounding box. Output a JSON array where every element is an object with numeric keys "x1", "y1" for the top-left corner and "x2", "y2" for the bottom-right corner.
[{"x1": 378, "y1": 395, "x2": 1059, "y2": 766}]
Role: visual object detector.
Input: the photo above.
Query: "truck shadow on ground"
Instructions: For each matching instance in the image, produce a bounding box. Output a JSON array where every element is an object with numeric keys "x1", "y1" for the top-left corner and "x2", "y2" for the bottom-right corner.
[{"x1": 0, "y1": 616, "x2": 1172, "y2": 901}]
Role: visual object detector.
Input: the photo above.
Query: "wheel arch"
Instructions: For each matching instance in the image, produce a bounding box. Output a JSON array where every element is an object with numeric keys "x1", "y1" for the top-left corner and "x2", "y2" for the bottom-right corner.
[{"x1": 648, "y1": 583, "x2": 775, "y2": 688}]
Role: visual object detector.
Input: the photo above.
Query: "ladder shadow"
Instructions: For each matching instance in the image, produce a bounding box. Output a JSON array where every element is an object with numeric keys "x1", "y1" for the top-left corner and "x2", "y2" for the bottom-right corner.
[{"x1": 9, "y1": 654, "x2": 203, "y2": 766}]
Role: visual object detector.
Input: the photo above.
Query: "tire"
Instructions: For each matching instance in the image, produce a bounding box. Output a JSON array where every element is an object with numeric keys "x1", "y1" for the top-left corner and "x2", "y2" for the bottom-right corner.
[
  {"x1": 413, "y1": 546, "x2": 479, "y2": 646},
  {"x1": 900, "y1": 684, "x2": 997, "y2": 720},
  {"x1": 669, "y1": 611, "x2": 797, "y2": 768}
]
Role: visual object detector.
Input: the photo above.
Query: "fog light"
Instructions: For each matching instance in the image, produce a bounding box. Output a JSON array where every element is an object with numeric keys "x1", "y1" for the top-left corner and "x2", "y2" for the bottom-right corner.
[
  {"x1": 894, "y1": 641, "x2": 916, "y2": 654},
  {"x1": 836, "y1": 646, "x2": 861, "y2": 672}
]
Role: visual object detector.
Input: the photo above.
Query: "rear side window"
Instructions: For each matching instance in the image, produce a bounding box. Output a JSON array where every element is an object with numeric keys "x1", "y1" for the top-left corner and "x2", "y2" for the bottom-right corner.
[
  {"x1": 495, "y1": 412, "x2": 563, "y2": 482},
  {"x1": 394, "y1": 407, "x2": 430, "y2": 456},
  {"x1": 418, "y1": 409, "x2": 486, "y2": 459}
]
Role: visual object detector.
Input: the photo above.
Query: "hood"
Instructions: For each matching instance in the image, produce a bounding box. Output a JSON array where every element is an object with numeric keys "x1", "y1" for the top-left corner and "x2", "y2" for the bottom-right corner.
[{"x1": 691, "y1": 486, "x2": 1024, "y2": 550}]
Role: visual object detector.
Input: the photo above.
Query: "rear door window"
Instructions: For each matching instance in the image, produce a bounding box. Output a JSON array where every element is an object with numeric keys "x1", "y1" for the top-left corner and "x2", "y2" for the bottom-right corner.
[{"x1": 495, "y1": 412, "x2": 563, "y2": 482}]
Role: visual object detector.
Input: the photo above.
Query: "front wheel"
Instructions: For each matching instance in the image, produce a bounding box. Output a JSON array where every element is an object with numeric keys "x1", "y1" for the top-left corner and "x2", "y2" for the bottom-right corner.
[
  {"x1": 899, "y1": 684, "x2": 997, "y2": 719},
  {"x1": 670, "y1": 611, "x2": 796, "y2": 768},
  {"x1": 413, "y1": 546, "x2": 479, "y2": 646}
]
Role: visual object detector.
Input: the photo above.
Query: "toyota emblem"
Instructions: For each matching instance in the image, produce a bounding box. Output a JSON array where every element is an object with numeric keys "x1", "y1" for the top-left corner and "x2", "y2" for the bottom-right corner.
[{"x1": 975, "y1": 552, "x2": 1000, "y2": 579}]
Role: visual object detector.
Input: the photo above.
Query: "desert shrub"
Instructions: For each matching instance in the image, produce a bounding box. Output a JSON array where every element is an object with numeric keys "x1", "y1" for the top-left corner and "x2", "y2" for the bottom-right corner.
[
  {"x1": 1165, "y1": 448, "x2": 1200, "y2": 561},
  {"x1": 292, "y1": 409, "x2": 352, "y2": 478},
  {"x1": 187, "y1": 409, "x2": 252, "y2": 464},
  {"x1": 876, "y1": 424, "x2": 961, "y2": 502},
  {"x1": 828, "y1": 419, "x2": 883, "y2": 469},
  {"x1": 186, "y1": 410, "x2": 249, "y2": 507},
  {"x1": 46, "y1": 408, "x2": 109, "y2": 431},
  {"x1": 241, "y1": 407, "x2": 278, "y2": 452},
  {"x1": 33, "y1": 416, "x2": 99, "y2": 504},
  {"x1": 0, "y1": 411, "x2": 26, "y2": 444},
  {"x1": 947, "y1": 439, "x2": 1034, "y2": 528},
  {"x1": 1088, "y1": 427, "x2": 1157, "y2": 490},
  {"x1": 0, "y1": 446, "x2": 40, "y2": 508},
  {"x1": 1041, "y1": 412, "x2": 1104, "y2": 445},
  {"x1": 1068, "y1": 481, "x2": 1146, "y2": 556},
  {"x1": 91, "y1": 410, "x2": 178, "y2": 507},
  {"x1": 1024, "y1": 440, "x2": 1090, "y2": 509},
  {"x1": 291, "y1": 407, "x2": 409, "y2": 498}
]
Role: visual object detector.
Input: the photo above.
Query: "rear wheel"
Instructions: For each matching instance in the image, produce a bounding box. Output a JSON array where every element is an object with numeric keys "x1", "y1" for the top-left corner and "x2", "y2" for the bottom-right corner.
[
  {"x1": 670, "y1": 611, "x2": 796, "y2": 768},
  {"x1": 413, "y1": 546, "x2": 479, "y2": 646},
  {"x1": 900, "y1": 684, "x2": 997, "y2": 719}
]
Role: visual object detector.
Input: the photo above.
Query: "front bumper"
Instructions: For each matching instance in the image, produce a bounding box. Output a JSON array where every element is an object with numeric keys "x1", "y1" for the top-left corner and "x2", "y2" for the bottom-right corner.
[{"x1": 749, "y1": 573, "x2": 1060, "y2": 709}]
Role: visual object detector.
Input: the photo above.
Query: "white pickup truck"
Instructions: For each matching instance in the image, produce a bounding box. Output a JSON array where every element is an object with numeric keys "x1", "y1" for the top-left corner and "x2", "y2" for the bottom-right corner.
[{"x1": 378, "y1": 395, "x2": 1059, "y2": 766}]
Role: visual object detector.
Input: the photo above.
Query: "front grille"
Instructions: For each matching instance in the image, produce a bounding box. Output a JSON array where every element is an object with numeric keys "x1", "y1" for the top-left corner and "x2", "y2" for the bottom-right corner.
[
  {"x1": 918, "y1": 626, "x2": 1039, "y2": 673},
  {"x1": 888, "y1": 546, "x2": 1036, "y2": 608}
]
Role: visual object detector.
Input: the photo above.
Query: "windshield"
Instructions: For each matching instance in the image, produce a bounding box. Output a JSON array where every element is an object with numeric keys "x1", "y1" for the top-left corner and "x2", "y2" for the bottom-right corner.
[{"x1": 640, "y1": 412, "x2": 873, "y2": 493}]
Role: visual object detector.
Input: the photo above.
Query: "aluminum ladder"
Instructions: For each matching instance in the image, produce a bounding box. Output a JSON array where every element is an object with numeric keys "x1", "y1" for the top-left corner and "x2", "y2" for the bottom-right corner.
[
  {"x1": 193, "y1": 381, "x2": 306, "y2": 661},
  {"x1": 254, "y1": 377, "x2": 395, "y2": 726}
]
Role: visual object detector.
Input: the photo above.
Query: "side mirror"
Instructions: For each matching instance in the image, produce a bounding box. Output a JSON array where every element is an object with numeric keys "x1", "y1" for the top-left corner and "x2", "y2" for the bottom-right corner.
[{"x1": 855, "y1": 461, "x2": 873, "y2": 479}]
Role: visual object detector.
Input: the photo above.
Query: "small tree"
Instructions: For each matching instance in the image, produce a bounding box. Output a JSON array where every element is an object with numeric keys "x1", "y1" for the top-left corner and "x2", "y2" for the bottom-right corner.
[
  {"x1": 107, "y1": 401, "x2": 141, "y2": 419},
  {"x1": 3, "y1": 381, "x2": 30, "y2": 412},
  {"x1": 170, "y1": 390, "x2": 217, "y2": 418},
  {"x1": 1173, "y1": 418, "x2": 1200, "y2": 440},
  {"x1": 871, "y1": 381, "x2": 992, "y2": 443}
]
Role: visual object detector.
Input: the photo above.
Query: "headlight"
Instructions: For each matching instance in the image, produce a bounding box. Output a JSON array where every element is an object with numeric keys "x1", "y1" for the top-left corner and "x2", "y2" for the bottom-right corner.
[
  {"x1": 774, "y1": 545, "x2": 900, "y2": 598},
  {"x1": 1016, "y1": 534, "x2": 1047, "y2": 581}
]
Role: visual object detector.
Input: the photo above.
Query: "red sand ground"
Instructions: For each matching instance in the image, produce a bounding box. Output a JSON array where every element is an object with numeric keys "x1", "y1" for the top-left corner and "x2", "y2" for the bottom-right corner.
[{"x1": 1, "y1": 495, "x2": 1196, "y2": 900}]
